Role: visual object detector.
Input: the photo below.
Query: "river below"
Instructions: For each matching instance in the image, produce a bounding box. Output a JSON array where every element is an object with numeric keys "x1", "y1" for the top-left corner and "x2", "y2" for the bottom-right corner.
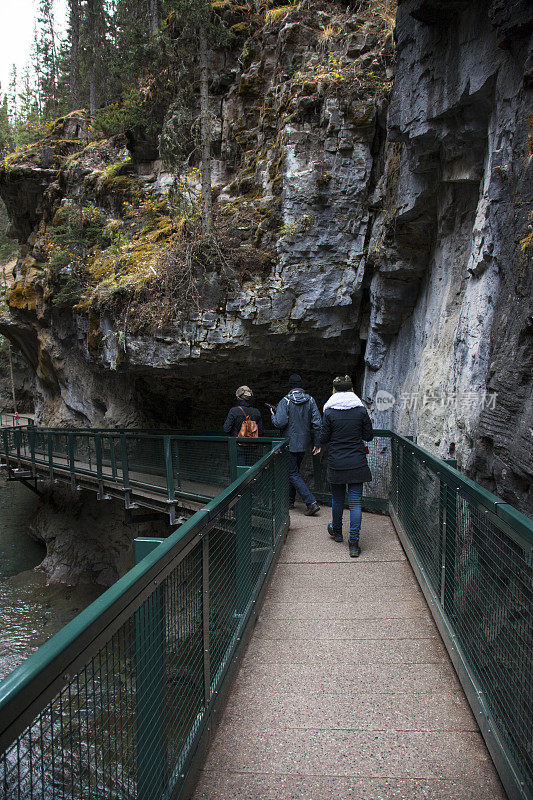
[{"x1": 0, "y1": 475, "x2": 102, "y2": 682}]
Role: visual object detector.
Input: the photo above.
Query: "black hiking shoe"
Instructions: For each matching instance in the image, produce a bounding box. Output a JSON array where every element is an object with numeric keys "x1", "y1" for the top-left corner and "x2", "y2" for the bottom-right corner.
[
  {"x1": 349, "y1": 540, "x2": 361, "y2": 558},
  {"x1": 305, "y1": 501, "x2": 320, "y2": 516},
  {"x1": 328, "y1": 523, "x2": 343, "y2": 543}
]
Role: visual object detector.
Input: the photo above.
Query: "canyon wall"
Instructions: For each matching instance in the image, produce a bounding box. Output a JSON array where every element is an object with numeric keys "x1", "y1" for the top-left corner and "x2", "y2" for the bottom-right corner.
[
  {"x1": 364, "y1": 0, "x2": 533, "y2": 511},
  {"x1": 0, "y1": 0, "x2": 531, "y2": 513}
]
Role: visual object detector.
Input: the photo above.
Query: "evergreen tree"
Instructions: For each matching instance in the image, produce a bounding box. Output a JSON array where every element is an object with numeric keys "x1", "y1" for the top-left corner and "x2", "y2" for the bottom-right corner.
[
  {"x1": 149, "y1": 0, "x2": 160, "y2": 34},
  {"x1": 0, "y1": 96, "x2": 12, "y2": 155},
  {"x1": 68, "y1": 0, "x2": 81, "y2": 108},
  {"x1": 8, "y1": 66, "x2": 17, "y2": 123},
  {"x1": 36, "y1": 0, "x2": 59, "y2": 118},
  {"x1": 163, "y1": 0, "x2": 230, "y2": 236},
  {"x1": 82, "y1": 0, "x2": 110, "y2": 119},
  {"x1": 16, "y1": 66, "x2": 40, "y2": 142}
]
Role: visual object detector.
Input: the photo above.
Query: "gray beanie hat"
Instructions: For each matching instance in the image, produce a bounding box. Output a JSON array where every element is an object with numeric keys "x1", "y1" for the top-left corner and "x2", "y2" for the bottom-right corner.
[{"x1": 236, "y1": 385, "x2": 253, "y2": 400}]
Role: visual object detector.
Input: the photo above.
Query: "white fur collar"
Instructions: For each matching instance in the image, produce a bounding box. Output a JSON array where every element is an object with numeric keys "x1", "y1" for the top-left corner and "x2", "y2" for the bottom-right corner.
[{"x1": 323, "y1": 391, "x2": 365, "y2": 411}]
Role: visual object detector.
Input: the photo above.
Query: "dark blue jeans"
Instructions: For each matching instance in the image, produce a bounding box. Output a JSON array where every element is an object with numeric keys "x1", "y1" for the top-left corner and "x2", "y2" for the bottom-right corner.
[
  {"x1": 289, "y1": 452, "x2": 316, "y2": 507},
  {"x1": 331, "y1": 482, "x2": 363, "y2": 542}
]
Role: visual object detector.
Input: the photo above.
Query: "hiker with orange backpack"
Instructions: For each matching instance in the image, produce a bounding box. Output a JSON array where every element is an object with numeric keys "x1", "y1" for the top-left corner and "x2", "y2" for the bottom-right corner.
[{"x1": 223, "y1": 386, "x2": 263, "y2": 466}]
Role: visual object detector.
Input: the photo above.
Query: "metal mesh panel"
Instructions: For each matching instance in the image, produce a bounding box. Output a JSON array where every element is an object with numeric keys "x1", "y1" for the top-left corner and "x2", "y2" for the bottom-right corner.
[
  {"x1": 0, "y1": 444, "x2": 290, "y2": 800},
  {"x1": 395, "y1": 446, "x2": 441, "y2": 590},
  {"x1": 450, "y1": 494, "x2": 532, "y2": 790},
  {"x1": 310, "y1": 433, "x2": 391, "y2": 508},
  {"x1": 0, "y1": 414, "x2": 33, "y2": 428},
  {"x1": 365, "y1": 436, "x2": 391, "y2": 500},
  {"x1": 176, "y1": 439, "x2": 231, "y2": 495},
  {"x1": 1, "y1": 621, "x2": 138, "y2": 799},
  {"x1": 391, "y1": 435, "x2": 533, "y2": 795}
]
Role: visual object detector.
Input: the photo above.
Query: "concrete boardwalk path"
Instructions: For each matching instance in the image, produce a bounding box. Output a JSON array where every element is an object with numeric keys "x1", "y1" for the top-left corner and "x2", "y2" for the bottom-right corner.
[{"x1": 193, "y1": 508, "x2": 506, "y2": 800}]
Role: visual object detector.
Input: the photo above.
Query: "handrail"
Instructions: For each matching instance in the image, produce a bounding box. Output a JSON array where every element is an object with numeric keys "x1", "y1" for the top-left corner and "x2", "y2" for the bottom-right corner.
[
  {"x1": 1, "y1": 424, "x2": 531, "y2": 800},
  {"x1": 0, "y1": 439, "x2": 286, "y2": 754},
  {"x1": 0, "y1": 412, "x2": 34, "y2": 428},
  {"x1": 389, "y1": 433, "x2": 532, "y2": 800},
  {"x1": 390, "y1": 432, "x2": 533, "y2": 549}
]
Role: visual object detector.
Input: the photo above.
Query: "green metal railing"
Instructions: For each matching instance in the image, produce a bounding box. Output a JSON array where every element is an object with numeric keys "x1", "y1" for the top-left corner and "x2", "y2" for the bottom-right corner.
[
  {"x1": 0, "y1": 425, "x2": 391, "y2": 515},
  {"x1": 389, "y1": 433, "x2": 533, "y2": 800},
  {"x1": 0, "y1": 437, "x2": 290, "y2": 799},
  {"x1": 0, "y1": 427, "x2": 280, "y2": 522},
  {"x1": 0, "y1": 412, "x2": 33, "y2": 428}
]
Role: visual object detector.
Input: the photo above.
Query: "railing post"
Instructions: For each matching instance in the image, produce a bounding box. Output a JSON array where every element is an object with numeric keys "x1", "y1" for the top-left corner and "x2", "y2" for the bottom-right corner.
[
  {"x1": 47, "y1": 433, "x2": 54, "y2": 481},
  {"x1": 443, "y1": 471, "x2": 458, "y2": 619},
  {"x1": 235, "y1": 487, "x2": 252, "y2": 616},
  {"x1": 120, "y1": 435, "x2": 134, "y2": 509},
  {"x1": 164, "y1": 435, "x2": 176, "y2": 524},
  {"x1": 14, "y1": 427, "x2": 21, "y2": 468},
  {"x1": 109, "y1": 435, "x2": 117, "y2": 479},
  {"x1": 2, "y1": 429, "x2": 9, "y2": 465},
  {"x1": 28, "y1": 426, "x2": 36, "y2": 477},
  {"x1": 134, "y1": 538, "x2": 166, "y2": 800},
  {"x1": 439, "y1": 459, "x2": 456, "y2": 604},
  {"x1": 273, "y1": 442, "x2": 286, "y2": 543},
  {"x1": 228, "y1": 437, "x2": 238, "y2": 482},
  {"x1": 403, "y1": 441, "x2": 415, "y2": 537},
  {"x1": 94, "y1": 434, "x2": 106, "y2": 499},
  {"x1": 202, "y1": 533, "x2": 211, "y2": 704},
  {"x1": 312, "y1": 450, "x2": 323, "y2": 494},
  {"x1": 68, "y1": 432, "x2": 76, "y2": 487},
  {"x1": 172, "y1": 438, "x2": 181, "y2": 490}
]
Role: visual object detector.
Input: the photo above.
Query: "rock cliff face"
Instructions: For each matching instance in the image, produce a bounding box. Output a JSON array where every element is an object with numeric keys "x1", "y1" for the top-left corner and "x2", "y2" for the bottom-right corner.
[
  {"x1": 29, "y1": 483, "x2": 169, "y2": 587},
  {"x1": 0, "y1": 0, "x2": 531, "y2": 513},
  {"x1": 364, "y1": 0, "x2": 533, "y2": 512}
]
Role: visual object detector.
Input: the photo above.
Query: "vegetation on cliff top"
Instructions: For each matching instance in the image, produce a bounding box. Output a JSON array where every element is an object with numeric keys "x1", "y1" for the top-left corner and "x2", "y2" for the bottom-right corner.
[{"x1": 0, "y1": 0, "x2": 397, "y2": 333}]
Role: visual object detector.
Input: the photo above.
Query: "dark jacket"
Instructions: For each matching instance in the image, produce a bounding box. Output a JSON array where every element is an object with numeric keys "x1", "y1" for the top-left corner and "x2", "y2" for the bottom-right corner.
[
  {"x1": 320, "y1": 394, "x2": 373, "y2": 479},
  {"x1": 272, "y1": 389, "x2": 321, "y2": 452},
  {"x1": 223, "y1": 405, "x2": 263, "y2": 439}
]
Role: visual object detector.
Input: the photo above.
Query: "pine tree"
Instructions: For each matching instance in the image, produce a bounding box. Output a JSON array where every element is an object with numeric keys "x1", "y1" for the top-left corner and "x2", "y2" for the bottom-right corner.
[
  {"x1": 8, "y1": 66, "x2": 17, "y2": 124},
  {"x1": 82, "y1": 0, "x2": 109, "y2": 119},
  {"x1": 68, "y1": 0, "x2": 81, "y2": 109},
  {"x1": 0, "y1": 96, "x2": 12, "y2": 155},
  {"x1": 36, "y1": 0, "x2": 59, "y2": 117},
  {"x1": 149, "y1": 0, "x2": 160, "y2": 34},
  {"x1": 164, "y1": 0, "x2": 230, "y2": 237}
]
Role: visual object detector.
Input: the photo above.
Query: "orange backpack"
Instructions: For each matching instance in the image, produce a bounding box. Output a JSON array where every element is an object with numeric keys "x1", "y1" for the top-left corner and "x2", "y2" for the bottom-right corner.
[{"x1": 237, "y1": 406, "x2": 259, "y2": 444}]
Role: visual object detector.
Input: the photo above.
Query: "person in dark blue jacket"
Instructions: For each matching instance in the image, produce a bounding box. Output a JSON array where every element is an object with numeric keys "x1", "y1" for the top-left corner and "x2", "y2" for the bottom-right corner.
[
  {"x1": 223, "y1": 386, "x2": 263, "y2": 466},
  {"x1": 320, "y1": 375, "x2": 373, "y2": 557},
  {"x1": 271, "y1": 374, "x2": 321, "y2": 515}
]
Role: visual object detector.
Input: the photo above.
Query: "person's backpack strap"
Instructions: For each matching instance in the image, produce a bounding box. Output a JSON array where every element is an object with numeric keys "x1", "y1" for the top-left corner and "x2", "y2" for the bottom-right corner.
[{"x1": 238, "y1": 405, "x2": 250, "y2": 420}]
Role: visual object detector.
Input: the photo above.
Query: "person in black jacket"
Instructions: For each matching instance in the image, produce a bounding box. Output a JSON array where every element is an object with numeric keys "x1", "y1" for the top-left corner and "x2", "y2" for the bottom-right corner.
[
  {"x1": 223, "y1": 385, "x2": 263, "y2": 466},
  {"x1": 320, "y1": 375, "x2": 373, "y2": 557}
]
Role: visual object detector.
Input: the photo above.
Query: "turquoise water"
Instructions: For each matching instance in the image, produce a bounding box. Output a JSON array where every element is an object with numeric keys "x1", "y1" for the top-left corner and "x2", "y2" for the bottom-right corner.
[{"x1": 0, "y1": 476, "x2": 101, "y2": 681}]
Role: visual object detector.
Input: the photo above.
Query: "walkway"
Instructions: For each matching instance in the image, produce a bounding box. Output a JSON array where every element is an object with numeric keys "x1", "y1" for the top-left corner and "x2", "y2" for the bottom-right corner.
[{"x1": 193, "y1": 507, "x2": 506, "y2": 800}]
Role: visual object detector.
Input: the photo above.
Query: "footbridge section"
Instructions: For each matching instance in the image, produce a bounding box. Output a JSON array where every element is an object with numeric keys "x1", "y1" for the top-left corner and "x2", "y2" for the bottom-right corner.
[{"x1": 0, "y1": 426, "x2": 531, "y2": 800}]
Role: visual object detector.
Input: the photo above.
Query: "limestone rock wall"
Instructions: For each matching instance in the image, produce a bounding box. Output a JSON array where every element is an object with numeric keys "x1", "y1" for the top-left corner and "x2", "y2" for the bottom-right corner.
[{"x1": 363, "y1": 0, "x2": 533, "y2": 513}]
